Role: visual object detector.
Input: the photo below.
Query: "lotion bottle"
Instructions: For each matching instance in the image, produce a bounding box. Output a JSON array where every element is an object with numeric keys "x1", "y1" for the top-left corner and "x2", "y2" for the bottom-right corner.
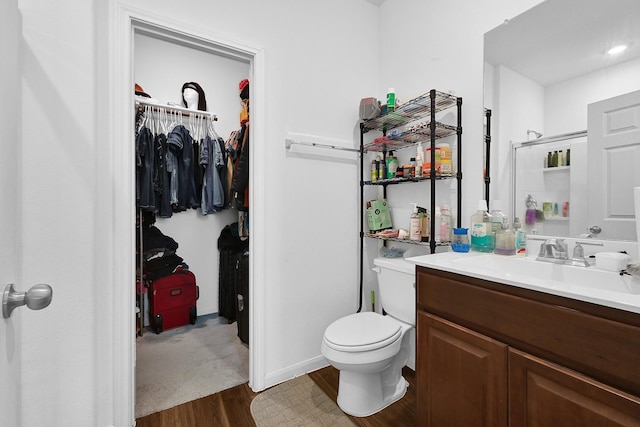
[
  {"x1": 513, "y1": 217, "x2": 527, "y2": 256},
  {"x1": 409, "y1": 203, "x2": 421, "y2": 241}
]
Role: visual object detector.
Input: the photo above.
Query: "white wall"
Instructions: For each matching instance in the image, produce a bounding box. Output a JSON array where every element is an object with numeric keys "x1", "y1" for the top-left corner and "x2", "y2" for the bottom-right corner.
[
  {"x1": 13, "y1": 0, "x2": 547, "y2": 425},
  {"x1": 134, "y1": 32, "x2": 248, "y2": 317},
  {"x1": 545, "y1": 57, "x2": 640, "y2": 135},
  {"x1": 378, "y1": 0, "x2": 544, "y2": 227}
]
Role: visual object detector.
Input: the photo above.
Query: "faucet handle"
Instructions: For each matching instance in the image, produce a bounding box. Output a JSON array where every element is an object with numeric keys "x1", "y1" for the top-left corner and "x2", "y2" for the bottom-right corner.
[{"x1": 573, "y1": 242, "x2": 585, "y2": 258}]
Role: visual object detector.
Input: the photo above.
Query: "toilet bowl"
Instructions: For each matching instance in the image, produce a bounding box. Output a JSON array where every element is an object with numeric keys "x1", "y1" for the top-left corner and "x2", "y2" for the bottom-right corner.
[{"x1": 321, "y1": 257, "x2": 415, "y2": 417}]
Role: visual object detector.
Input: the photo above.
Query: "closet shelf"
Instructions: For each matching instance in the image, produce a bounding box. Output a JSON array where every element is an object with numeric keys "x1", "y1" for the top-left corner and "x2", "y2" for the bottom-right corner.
[{"x1": 361, "y1": 90, "x2": 458, "y2": 134}]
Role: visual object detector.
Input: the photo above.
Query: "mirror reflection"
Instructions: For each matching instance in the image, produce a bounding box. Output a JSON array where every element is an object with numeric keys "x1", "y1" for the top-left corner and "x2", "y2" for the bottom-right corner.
[{"x1": 484, "y1": 0, "x2": 640, "y2": 240}]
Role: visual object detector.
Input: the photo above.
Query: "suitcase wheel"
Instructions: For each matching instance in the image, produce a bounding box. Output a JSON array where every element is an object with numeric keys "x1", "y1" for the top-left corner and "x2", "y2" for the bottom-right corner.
[
  {"x1": 189, "y1": 306, "x2": 197, "y2": 325},
  {"x1": 154, "y1": 314, "x2": 163, "y2": 334}
]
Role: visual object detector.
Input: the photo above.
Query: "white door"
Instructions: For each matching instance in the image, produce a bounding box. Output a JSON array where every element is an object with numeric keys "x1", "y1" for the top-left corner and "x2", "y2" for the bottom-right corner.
[
  {"x1": 587, "y1": 89, "x2": 640, "y2": 240},
  {"x1": 1, "y1": 0, "x2": 22, "y2": 424}
]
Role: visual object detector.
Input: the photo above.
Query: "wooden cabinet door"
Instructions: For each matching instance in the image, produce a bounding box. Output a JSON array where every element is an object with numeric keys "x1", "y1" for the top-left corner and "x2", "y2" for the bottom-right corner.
[
  {"x1": 509, "y1": 348, "x2": 640, "y2": 426},
  {"x1": 416, "y1": 312, "x2": 508, "y2": 427}
]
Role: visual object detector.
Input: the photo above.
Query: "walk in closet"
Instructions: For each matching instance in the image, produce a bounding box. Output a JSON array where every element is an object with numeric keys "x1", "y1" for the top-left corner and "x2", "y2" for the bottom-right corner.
[{"x1": 133, "y1": 29, "x2": 251, "y2": 418}]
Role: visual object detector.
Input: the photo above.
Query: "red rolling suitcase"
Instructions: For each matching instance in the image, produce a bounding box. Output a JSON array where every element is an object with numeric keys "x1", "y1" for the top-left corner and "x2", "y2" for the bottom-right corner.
[{"x1": 149, "y1": 270, "x2": 199, "y2": 334}]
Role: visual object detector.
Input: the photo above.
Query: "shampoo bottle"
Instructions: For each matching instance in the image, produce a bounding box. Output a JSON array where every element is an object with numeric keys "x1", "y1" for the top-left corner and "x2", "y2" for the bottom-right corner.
[
  {"x1": 409, "y1": 203, "x2": 422, "y2": 241},
  {"x1": 471, "y1": 200, "x2": 494, "y2": 252}
]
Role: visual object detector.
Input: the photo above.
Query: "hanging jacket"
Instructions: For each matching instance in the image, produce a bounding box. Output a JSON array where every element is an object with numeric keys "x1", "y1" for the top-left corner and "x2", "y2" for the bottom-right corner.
[
  {"x1": 231, "y1": 123, "x2": 249, "y2": 211},
  {"x1": 167, "y1": 125, "x2": 199, "y2": 211},
  {"x1": 200, "y1": 135, "x2": 226, "y2": 214},
  {"x1": 136, "y1": 126, "x2": 156, "y2": 210}
]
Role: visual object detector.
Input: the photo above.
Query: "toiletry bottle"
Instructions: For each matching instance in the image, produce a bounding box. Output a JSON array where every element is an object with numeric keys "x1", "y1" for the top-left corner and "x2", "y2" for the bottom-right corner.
[
  {"x1": 433, "y1": 206, "x2": 442, "y2": 243},
  {"x1": 437, "y1": 142, "x2": 452, "y2": 176},
  {"x1": 386, "y1": 88, "x2": 395, "y2": 113},
  {"x1": 376, "y1": 155, "x2": 384, "y2": 181},
  {"x1": 415, "y1": 142, "x2": 424, "y2": 177},
  {"x1": 494, "y1": 222, "x2": 516, "y2": 255},
  {"x1": 409, "y1": 203, "x2": 421, "y2": 241},
  {"x1": 471, "y1": 199, "x2": 494, "y2": 252},
  {"x1": 489, "y1": 199, "x2": 507, "y2": 240},
  {"x1": 566, "y1": 148, "x2": 571, "y2": 166},
  {"x1": 513, "y1": 217, "x2": 527, "y2": 257},
  {"x1": 371, "y1": 157, "x2": 378, "y2": 183},
  {"x1": 440, "y1": 204, "x2": 453, "y2": 243},
  {"x1": 386, "y1": 151, "x2": 398, "y2": 179},
  {"x1": 409, "y1": 157, "x2": 417, "y2": 178},
  {"x1": 417, "y1": 206, "x2": 430, "y2": 242}
]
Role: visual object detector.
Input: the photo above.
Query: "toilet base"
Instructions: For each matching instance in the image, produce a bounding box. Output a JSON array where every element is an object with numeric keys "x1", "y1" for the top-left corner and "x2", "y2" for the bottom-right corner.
[{"x1": 336, "y1": 371, "x2": 409, "y2": 417}]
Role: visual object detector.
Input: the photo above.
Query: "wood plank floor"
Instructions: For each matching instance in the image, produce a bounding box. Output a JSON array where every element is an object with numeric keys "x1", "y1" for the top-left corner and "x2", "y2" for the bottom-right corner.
[{"x1": 135, "y1": 366, "x2": 416, "y2": 427}]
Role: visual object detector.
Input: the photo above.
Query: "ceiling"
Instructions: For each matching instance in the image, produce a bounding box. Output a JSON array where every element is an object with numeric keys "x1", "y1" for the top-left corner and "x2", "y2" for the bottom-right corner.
[{"x1": 484, "y1": 0, "x2": 640, "y2": 86}]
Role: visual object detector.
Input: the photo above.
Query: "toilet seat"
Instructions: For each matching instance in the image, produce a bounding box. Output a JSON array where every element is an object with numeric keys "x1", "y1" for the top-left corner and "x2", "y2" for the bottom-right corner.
[{"x1": 323, "y1": 312, "x2": 402, "y2": 352}]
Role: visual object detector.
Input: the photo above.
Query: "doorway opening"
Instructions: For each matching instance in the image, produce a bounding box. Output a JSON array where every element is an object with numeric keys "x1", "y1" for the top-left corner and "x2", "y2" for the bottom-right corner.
[{"x1": 110, "y1": 6, "x2": 266, "y2": 422}]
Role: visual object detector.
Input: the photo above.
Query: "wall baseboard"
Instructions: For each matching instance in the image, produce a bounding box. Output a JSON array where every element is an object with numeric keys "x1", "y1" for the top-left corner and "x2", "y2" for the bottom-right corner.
[{"x1": 262, "y1": 355, "x2": 328, "y2": 390}]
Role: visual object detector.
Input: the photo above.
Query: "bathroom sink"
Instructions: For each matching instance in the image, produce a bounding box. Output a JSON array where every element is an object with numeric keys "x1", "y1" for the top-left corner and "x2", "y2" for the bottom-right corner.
[
  {"x1": 452, "y1": 255, "x2": 640, "y2": 295},
  {"x1": 406, "y1": 252, "x2": 640, "y2": 314}
]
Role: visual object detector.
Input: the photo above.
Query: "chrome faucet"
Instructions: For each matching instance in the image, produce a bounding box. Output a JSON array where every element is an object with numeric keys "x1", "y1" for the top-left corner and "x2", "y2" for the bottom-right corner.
[
  {"x1": 569, "y1": 241, "x2": 604, "y2": 267},
  {"x1": 537, "y1": 238, "x2": 569, "y2": 262}
]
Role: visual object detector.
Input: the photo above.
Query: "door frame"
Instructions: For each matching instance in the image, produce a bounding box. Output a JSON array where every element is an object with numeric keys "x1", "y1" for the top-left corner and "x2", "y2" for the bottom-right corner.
[{"x1": 108, "y1": 2, "x2": 266, "y2": 424}]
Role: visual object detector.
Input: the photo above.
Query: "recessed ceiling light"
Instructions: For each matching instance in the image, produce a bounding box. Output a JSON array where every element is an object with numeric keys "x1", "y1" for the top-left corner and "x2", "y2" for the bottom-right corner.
[{"x1": 607, "y1": 44, "x2": 628, "y2": 55}]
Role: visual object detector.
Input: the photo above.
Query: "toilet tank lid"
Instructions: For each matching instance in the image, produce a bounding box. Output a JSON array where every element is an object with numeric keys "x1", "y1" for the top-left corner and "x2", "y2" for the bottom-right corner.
[{"x1": 373, "y1": 257, "x2": 415, "y2": 275}]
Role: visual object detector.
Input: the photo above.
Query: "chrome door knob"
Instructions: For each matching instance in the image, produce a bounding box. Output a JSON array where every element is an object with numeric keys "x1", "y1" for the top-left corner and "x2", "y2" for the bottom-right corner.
[{"x1": 2, "y1": 283, "x2": 53, "y2": 319}]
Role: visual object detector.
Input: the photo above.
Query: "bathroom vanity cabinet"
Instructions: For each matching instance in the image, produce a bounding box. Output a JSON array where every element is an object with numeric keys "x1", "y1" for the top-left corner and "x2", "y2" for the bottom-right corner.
[{"x1": 416, "y1": 266, "x2": 640, "y2": 426}]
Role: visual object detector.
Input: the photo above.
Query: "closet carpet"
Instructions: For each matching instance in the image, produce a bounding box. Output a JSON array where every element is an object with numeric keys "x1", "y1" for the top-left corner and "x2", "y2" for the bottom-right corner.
[{"x1": 136, "y1": 314, "x2": 249, "y2": 418}]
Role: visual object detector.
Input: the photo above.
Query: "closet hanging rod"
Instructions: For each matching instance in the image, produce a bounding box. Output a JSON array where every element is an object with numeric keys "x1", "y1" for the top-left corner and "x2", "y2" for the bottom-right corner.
[
  {"x1": 284, "y1": 138, "x2": 359, "y2": 153},
  {"x1": 135, "y1": 98, "x2": 218, "y2": 121}
]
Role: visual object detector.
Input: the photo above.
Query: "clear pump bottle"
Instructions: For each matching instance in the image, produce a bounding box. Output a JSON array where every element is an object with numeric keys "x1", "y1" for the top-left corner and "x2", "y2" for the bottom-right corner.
[{"x1": 471, "y1": 200, "x2": 493, "y2": 252}]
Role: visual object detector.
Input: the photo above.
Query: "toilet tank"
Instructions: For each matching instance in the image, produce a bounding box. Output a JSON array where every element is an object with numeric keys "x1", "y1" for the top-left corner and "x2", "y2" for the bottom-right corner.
[{"x1": 373, "y1": 257, "x2": 416, "y2": 325}]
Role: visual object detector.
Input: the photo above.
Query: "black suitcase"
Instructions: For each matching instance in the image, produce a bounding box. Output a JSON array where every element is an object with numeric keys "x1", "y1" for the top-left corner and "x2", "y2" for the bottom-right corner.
[
  {"x1": 218, "y1": 223, "x2": 248, "y2": 323},
  {"x1": 235, "y1": 249, "x2": 249, "y2": 345}
]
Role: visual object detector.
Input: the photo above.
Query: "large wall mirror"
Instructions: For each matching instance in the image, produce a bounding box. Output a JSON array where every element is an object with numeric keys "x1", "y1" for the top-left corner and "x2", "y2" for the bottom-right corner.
[{"x1": 484, "y1": 0, "x2": 640, "y2": 241}]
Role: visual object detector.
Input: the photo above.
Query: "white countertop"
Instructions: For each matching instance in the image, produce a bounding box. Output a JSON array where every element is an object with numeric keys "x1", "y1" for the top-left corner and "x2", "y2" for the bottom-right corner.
[{"x1": 406, "y1": 251, "x2": 640, "y2": 315}]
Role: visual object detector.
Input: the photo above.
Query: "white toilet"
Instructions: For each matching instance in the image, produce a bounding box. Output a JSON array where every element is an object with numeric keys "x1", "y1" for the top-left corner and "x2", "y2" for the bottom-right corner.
[{"x1": 321, "y1": 257, "x2": 415, "y2": 417}]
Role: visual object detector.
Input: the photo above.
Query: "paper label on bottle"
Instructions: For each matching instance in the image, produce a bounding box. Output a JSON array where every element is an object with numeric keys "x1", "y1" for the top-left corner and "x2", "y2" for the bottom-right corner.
[{"x1": 471, "y1": 223, "x2": 487, "y2": 237}]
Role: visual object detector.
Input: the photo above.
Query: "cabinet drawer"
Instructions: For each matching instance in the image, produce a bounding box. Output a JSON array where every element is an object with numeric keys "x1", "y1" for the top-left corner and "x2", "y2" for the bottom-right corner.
[{"x1": 417, "y1": 266, "x2": 640, "y2": 397}]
